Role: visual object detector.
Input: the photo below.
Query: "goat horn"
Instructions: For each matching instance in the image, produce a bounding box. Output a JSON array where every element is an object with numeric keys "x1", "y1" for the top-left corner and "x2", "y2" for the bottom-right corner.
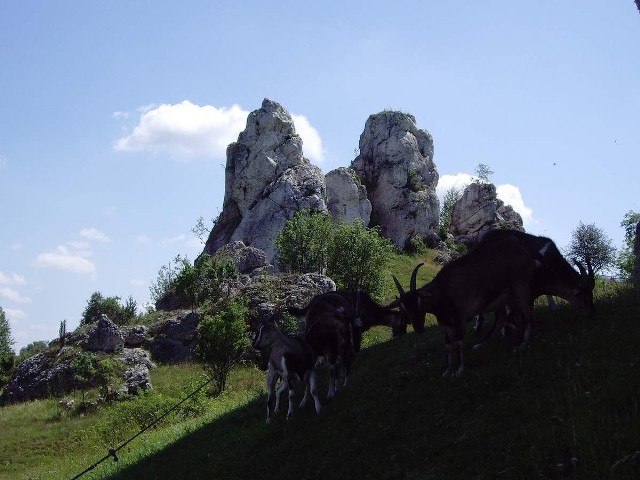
[
  {"x1": 410, "y1": 263, "x2": 424, "y2": 292},
  {"x1": 392, "y1": 274, "x2": 405, "y2": 296}
]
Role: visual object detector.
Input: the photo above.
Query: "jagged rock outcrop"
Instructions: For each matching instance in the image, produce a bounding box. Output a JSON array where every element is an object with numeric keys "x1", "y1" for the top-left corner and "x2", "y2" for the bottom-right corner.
[
  {"x1": 203, "y1": 99, "x2": 328, "y2": 265},
  {"x1": 351, "y1": 110, "x2": 440, "y2": 249},
  {"x1": 214, "y1": 240, "x2": 272, "y2": 275},
  {"x1": 86, "y1": 315, "x2": 124, "y2": 353},
  {"x1": 0, "y1": 352, "x2": 75, "y2": 405},
  {"x1": 122, "y1": 325, "x2": 148, "y2": 348},
  {"x1": 449, "y1": 182, "x2": 524, "y2": 245},
  {"x1": 325, "y1": 167, "x2": 371, "y2": 225},
  {"x1": 220, "y1": 272, "x2": 336, "y2": 325},
  {"x1": 146, "y1": 311, "x2": 200, "y2": 363},
  {"x1": 0, "y1": 346, "x2": 156, "y2": 405}
]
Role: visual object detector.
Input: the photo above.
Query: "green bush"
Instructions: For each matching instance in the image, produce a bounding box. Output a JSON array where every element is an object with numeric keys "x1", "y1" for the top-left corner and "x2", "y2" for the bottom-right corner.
[
  {"x1": 196, "y1": 300, "x2": 251, "y2": 396},
  {"x1": 275, "y1": 209, "x2": 333, "y2": 273},
  {"x1": 81, "y1": 292, "x2": 137, "y2": 326},
  {"x1": 328, "y1": 220, "x2": 394, "y2": 296}
]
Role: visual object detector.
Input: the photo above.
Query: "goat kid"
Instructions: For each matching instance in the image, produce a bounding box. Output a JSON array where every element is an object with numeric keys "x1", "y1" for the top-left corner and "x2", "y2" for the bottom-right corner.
[
  {"x1": 394, "y1": 236, "x2": 546, "y2": 377},
  {"x1": 252, "y1": 320, "x2": 321, "y2": 423}
]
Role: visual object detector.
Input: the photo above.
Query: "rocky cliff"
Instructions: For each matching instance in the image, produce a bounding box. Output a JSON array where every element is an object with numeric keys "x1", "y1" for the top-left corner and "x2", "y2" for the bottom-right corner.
[
  {"x1": 351, "y1": 111, "x2": 440, "y2": 249},
  {"x1": 203, "y1": 99, "x2": 328, "y2": 264},
  {"x1": 449, "y1": 182, "x2": 524, "y2": 245}
]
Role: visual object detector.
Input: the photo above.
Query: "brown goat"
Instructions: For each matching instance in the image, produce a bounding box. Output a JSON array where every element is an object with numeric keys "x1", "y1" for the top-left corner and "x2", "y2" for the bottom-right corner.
[{"x1": 394, "y1": 236, "x2": 546, "y2": 377}]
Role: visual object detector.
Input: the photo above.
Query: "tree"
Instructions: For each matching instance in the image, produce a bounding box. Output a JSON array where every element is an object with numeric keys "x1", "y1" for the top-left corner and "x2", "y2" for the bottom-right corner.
[
  {"x1": 71, "y1": 352, "x2": 97, "y2": 404},
  {"x1": 617, "y1": 210, "x2": 640, "y2": 281},
  {"x1": 149, "y1": 254, "x2": 191, "y2": 304},
  {"x1": 81, "y1": 292, "x2": 137, "y2": 326},
  {"x1": 196, "y1": 299, "x2": 251, "y2": 395},
  {"x1": 17, "y1": 340, "x2": 48, "y2": 363},
  {"x1": 438, "y1": 186, "x2": 462, "y2": 239},
  {"x1": 327, "y1": 220, "x2": 394, "y2": 296},
  {"x1": 275, "y1": 209, "x2": 333, "y2": 273},
  {"x1": 59, "y1": 319, "x2": 67, "y2": 348},
  {"x1": 0, "y1": 307, "x2": 15, "y2": 386},
  {"x1": 566, "y1": 222, "x2": 616, "y2": 274},
  {"x1": 474, "y1": 163, "x2": 494, "y2": 183}
]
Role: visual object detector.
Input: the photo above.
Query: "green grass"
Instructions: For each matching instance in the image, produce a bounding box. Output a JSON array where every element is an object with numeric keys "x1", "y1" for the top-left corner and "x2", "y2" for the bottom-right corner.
[{"x1": 1, "y1": 254, "x2": 639, "y2": 479}]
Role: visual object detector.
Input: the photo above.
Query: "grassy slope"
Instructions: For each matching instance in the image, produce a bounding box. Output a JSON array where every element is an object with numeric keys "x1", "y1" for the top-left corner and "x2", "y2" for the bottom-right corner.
[{"x1": 2, "y1": 253, "x2": 640, "y2": 479}]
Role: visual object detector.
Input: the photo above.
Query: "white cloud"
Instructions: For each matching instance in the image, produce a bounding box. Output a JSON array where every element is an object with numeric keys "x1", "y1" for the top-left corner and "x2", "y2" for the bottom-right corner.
[
  {"x1": 4, "y1": 308, "x2": 27, "y2": 323},
  {"x1": 113, "y1": 101, "x2": 325, "y2": 164},
  {"x1": 0, "y1": 287, "x2": 32, "y2": 304},
  {"x1": 10, "y1": 243, "x2": 22, "y2": 251},
  {"x1": 35, "y1": 244, "x2": 96, "y2": 274},
  {"x1": 436, "y1": 173, "x2": 475, "y2": 200},
  {"x1": 291, "y1": 114, "x2": 325, "y2": 164},
  {"x1": 80, "y1": 227, "x2": 111, "y2": 243},
  {"x1": 0, "y1": 155, "x2": 7, "y2": 169},
  {"x1": 112, "y1": 111, "x2": 129, "y2": 120},
  {"x1": 437, "y1": 173, "x2": 534, "y2": 228},
  {"x1": 114, "y1": 101, "x2": 249, "y2": 159},
  {"x1": 496, "y1": 184, "x2": 534, "y2": 227},
  {"x1": 0, "y1": 272, "x2": 26, "y2": 286}
]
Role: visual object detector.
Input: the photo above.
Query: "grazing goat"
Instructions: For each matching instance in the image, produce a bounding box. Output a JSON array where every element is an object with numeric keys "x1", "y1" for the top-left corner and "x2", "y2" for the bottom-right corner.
[
  {"x1": 289, "y1": 290, "x2": 408, "y2": 342},
  {"x1": 473, "y1": 229, "x2": 596, "y2": 347},
  {"x1": 289, "y1": 294, "x2": 359, "y2": 399},
  {"x1": 252, "y1": 319, "x2": 321, "y2": 423},
  {"x1": 303, "y1": 309, "x2": 355, "y2": 399},
  {"x1": 393, "y1": 236, "x2": 546, "y2": 377}
]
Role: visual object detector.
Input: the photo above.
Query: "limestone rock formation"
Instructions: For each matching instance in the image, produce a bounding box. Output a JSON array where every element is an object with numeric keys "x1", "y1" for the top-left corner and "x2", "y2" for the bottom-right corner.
[
  {"x1": 203, "y1": 99, "x2": 328, "y2": 265},
  {"x1": 146, "y1": 311, "x2": 200, "y2": 363},
  {"x1": 0, "y1": 346, "x2": 156, "y2": 405},
  {"x1": 351, "y1": 110, "x2": 440, "y2": 249},
  {"x1": 86, "y1": 315, "x2": 124, "y2": 353},
  {"x1": 325, "y1": 167, "x2": 371, "y2": 225},
  {"x1": 449, "y1": 182, "x2": 524, "y2": 245},
  {"x1": 214, "y1": 241, "x2": 270, "y2": 275}
]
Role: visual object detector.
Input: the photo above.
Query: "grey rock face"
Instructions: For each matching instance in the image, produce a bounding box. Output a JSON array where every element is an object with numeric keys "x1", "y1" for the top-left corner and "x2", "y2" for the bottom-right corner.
[
  {"x1": 0, "y1": 352, "x2": 75, "y2": 405},
  {"x1": 449, "y1": 182, "x2": 524, "y2": 245},
  {"x1": 351, "y1": 110, "x2": 440, "y2": 249},
  {"x1": 122, "y1": 364, "x2": 152, "y2": 395},
  {"x1": 147, "y1": 311, "x2": 200, "y2": 363},
  {"x1": 325, "y1": 167, "x2": 371, "y2": 225},
  {"x1": 215, "y1": 241, "x2": 270, "y2": 274},
  {"x1": 204, "y1": 99, "x2": 328, "y2": 264},
  {"x1": 86, "y1": 315, "x2": 124, "y2": 353},
  {"x1": 0, "y1": 347, "x2": 156, "y2": 405},
  {"x1": 122, "y1": 325, "x2": 148, "y2": 347}
]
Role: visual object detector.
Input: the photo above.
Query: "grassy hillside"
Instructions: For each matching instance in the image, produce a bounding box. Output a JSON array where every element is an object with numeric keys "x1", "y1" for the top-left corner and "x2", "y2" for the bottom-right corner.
[{"x1": 1, "y1": 253, "x2": 639, "y2": 479}]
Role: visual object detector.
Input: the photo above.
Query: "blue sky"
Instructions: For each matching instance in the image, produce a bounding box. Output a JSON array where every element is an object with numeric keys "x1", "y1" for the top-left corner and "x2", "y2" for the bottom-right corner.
[{"x1": 1, "y1": 1, "x2": 639, "y2": 352}]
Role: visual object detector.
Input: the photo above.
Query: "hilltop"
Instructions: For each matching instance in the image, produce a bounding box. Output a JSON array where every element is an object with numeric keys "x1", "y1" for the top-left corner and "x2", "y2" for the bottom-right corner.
[{"x1": 1, "y1": 252, "x2": 639, "y2": 479}]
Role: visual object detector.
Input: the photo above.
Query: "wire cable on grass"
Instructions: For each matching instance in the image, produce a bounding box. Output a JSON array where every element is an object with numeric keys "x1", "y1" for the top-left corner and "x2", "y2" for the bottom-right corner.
[{"x1": 69, "y1": 347, "x2": 253, "y2": 480}]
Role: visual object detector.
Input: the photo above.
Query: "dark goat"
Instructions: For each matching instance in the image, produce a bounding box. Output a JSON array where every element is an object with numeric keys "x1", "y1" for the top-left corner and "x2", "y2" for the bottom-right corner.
[
  {"x1": 473, "y1": 229, "x2": 595, "y2": 346},
  {"x1": 289, "y1": 294, "x2": 359, "y2": 399},
  {"x1": 393, "y1": 236, "x2": 545, "y2": 377},
  {"x1": 252, "y1": 319, "x2": 321, "y2": 423},
  {"x1": 304, "y1": 309, "x2": 354, "y2": 399},
  {"x1": 289, "y1": 290, "x2": 408, "y2": 343}
]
